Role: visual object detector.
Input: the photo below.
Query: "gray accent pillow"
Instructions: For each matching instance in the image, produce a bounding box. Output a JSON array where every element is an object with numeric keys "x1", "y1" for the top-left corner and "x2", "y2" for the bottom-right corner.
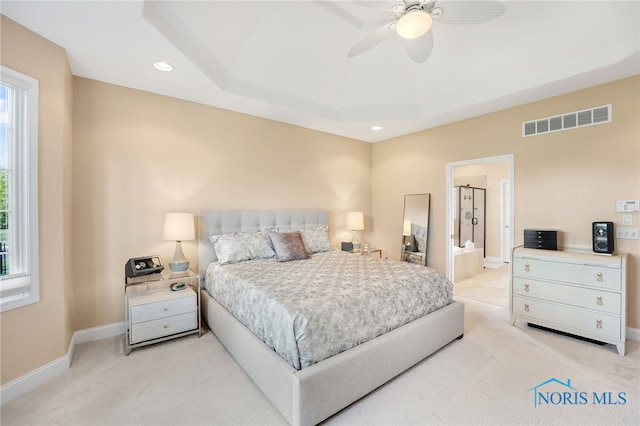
[
  {"x1": 300, "y1": 225, "x2": 331, "y2": 253},
  {"x1": 269, "y1": 232, "x2": 309, "y2": 262}
]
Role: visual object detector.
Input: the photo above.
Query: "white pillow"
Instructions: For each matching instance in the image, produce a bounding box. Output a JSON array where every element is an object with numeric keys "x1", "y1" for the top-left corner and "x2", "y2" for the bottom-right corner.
[
  {"x1": 300, "y1": 225, "x2": 331, "y2": 253},
  {"x1": 244, "y1": 231, "x2": 276, "y2": 259},
  {"x1": 209, "y1": 233, "x2": 250, "y2": 265},
  {"x1": 209, "y1": 231, "x2": 275, "y2": 265}
]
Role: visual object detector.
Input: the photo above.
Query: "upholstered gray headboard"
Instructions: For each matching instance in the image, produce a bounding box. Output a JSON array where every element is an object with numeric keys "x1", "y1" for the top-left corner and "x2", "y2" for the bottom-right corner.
[
  {"x1": 197, "y1": 210, "x2": 330, "y2": 279},
  {"x1": 412, "y1": 223, "x2": 428, "y2": 248}
]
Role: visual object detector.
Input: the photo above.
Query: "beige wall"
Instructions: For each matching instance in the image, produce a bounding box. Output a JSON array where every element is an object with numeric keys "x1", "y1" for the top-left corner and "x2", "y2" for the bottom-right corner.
[
  {"x1": 72, "y1": 78, "x2": 372, "y2": 330},
  {"x1": 0, "y1": 16, "x2": 74, "y2": 385},
  {"x1": 372, "y1": 76, "x2": 640, "y2": 329}
]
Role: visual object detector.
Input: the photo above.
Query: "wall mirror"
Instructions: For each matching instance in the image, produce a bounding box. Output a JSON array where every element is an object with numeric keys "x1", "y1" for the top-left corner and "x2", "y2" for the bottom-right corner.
[{"x1": 401, "y1": 193, "x2": 430, "y2": 266}]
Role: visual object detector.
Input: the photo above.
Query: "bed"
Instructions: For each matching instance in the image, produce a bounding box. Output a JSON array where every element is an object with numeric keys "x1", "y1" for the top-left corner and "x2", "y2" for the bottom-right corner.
[{"x1": 198, "y1": 210, "x2": 464, "y2": 426}]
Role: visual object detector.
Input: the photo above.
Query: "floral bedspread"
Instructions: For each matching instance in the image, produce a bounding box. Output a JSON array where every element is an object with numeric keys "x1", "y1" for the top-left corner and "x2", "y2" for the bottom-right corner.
[{"x1": 205, "y1": 250, "x2": 453, "y2": 370}]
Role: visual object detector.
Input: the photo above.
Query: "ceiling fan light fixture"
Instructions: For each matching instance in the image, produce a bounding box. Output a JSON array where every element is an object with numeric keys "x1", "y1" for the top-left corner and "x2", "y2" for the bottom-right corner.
[{"x1": 396, "y1": 10, "x2": 432, "y2": 39}]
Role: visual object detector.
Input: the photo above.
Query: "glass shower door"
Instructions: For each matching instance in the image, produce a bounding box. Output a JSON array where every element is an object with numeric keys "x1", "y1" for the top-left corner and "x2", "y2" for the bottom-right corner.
[{"x1": 456, "y1": 186, "x2": 485, "y2": 250}]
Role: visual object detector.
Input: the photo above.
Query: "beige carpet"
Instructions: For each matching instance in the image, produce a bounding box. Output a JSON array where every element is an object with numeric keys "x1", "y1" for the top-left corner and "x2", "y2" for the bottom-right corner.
[
  {"x1": 453, "y1": 264, "x2": 510, "y2": 308},
  {"x1": 2, "y1": 298, "x2": 638, "y2": 425}
]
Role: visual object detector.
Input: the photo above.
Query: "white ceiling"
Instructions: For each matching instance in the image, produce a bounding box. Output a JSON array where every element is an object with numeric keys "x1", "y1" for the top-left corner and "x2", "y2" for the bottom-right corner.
[{"x1": 2, "y1": 1, "x2": 639, "y2": 142}]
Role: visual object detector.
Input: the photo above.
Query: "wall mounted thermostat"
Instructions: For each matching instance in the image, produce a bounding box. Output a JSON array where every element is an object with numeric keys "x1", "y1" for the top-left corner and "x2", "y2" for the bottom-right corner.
[{"x1": 616, "y1": 200, "x2": 639, "y2": 212}]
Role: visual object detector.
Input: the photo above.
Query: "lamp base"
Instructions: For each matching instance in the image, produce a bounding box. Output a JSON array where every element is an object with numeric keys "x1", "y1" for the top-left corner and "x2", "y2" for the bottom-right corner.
[
  {"x1": 168, "y1": 261, "x2": 189, "y2": 272},
  {"x1": 169, "y1": 241, "x2": 190, "y2": 272}
]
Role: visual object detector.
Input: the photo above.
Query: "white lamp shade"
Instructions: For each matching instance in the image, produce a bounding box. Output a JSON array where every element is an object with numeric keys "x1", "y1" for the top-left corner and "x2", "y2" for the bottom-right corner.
[
  {"x1": 346, "y1": 211, "x2": 364, "y2": 231},
  {"x1": 163, "y1": 212, "x2": 195, "y2": 241},
  {"x1": 403, "y1": 219, "x2": 412, "y2": 236},
  {"x1": 396, "y1": 10, "x2": 432, "y2": 39}
]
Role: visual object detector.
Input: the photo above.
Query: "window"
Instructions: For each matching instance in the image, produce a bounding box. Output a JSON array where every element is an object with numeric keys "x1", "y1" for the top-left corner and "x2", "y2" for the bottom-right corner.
[{"x1": 0, "y1": 66, "x2": 39, "y2": 312}]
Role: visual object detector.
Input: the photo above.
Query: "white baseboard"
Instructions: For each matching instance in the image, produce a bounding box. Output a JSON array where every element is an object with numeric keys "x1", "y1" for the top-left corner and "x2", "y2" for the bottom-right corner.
[
  {"x1": 0, "y1": 321, "x2": 125, "y2": 405},
  {"x1": 72, "y1": 321, "x2": 125, "y2": 345},
  {"x1": 0, "y1": 350, "x2": 71, "y2": 406},
  {"x1": 627, "y1": 326, "x2": 640, "y2": 343},
  {"x1": 483, "y1": 257, "x2": 505, "y2": 269}
]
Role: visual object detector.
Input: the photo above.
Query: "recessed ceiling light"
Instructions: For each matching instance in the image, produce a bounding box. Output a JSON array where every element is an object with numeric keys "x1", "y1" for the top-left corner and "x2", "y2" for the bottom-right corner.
[
  {"x1": 153, "y1": 61, "x2": 174, "y2": 72},
  {"x1": 371, "y1": 125, "x2": 383, "y2": 131}
]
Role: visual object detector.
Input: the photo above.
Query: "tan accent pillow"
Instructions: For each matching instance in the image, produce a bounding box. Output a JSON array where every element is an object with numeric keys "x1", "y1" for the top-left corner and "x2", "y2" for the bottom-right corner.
[{"x1": 269, "y1": 232, "x2": 309, "y2": 262}]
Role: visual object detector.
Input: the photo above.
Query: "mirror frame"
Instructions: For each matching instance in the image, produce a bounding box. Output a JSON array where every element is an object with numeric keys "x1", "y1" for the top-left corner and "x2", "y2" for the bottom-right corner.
[{"x1": 401, "y1": 193, "x2": 431, "y2": 266}]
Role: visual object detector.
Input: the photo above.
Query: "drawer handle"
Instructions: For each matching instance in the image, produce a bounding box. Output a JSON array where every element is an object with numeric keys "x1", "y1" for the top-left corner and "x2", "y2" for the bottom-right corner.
[
  {"x1": 596, "y1": 296, "x2": 603, "y2": 306},
  {"x1": 163, "y1": 307, "x2": 169, "y2": 312},
  {"x1": 164, "y1": 324, "x2": 169, "y2": 329},
  {"x1": 524, "y1": 303, "x2": 529, "y2": 312},
  {"x1": 524, "y1": 283, "x2": 530, "y2": 292},
  {"x1": 524, "y1": 263, "x2": 530, "y2": 272},
  {"x1": 596, "y1": 272, "x2": 603, "y2": 282},
  {"x1": 596, "y1": 319, "x2": 602, "y2": 329}
]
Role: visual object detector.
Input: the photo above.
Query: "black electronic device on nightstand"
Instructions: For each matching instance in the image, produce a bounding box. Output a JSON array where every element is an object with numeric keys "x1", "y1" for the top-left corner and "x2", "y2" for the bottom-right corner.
[{"x1": 125, "y1": 256, "x2": 164, "y2": 284}]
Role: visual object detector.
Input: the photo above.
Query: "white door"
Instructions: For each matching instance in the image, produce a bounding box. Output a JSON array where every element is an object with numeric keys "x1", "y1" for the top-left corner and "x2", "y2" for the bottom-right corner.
[{"x1": 500, "y1": 179, "x2": 511, "y2": 263}]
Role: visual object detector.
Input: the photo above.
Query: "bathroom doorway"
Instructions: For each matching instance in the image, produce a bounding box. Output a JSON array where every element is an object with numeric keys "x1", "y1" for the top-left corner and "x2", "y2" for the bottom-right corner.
[{"x1": 445, "y1": 155, "x2": 514, "y2": 305}]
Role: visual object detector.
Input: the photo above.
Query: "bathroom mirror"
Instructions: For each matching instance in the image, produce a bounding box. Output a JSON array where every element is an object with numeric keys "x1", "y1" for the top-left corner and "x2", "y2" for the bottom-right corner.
[{"x1": 401, "y1": 193, "x2": 430, "y2": 266}]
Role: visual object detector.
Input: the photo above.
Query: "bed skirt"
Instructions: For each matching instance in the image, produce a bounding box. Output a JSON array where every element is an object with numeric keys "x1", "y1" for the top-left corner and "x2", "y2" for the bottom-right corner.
[{"x1": 202, "y1": 290, "x2": 464, "y2": 425}]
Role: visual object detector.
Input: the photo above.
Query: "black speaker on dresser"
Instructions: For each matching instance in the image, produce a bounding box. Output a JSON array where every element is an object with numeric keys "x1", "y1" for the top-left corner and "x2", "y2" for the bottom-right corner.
[{"x1": 592, "y1": 222, "x2": 614, "y2": 254}]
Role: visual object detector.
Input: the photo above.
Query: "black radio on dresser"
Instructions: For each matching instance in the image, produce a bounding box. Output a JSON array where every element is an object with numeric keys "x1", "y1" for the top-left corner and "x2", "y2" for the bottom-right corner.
[{"x1": 524, "y1": 229, "x2": 559, "y2": 250}]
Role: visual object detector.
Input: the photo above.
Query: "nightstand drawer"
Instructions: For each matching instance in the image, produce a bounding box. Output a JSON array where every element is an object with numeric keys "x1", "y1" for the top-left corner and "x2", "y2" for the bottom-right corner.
[
  {"x1": 512, "y1": 277, "x2": 621, "y2": 314},
  {"x1": 130, "y1": 312, "x2": 197, "y2": 344},
  {"x1": 128, "y1": 288, "x2": 196, "y2": 324}
]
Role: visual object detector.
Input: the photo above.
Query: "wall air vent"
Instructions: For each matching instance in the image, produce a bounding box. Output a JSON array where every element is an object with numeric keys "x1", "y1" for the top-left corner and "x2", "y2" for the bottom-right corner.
[{"x1": 522, "y1": 104, "x2": 611, "y2": 137}]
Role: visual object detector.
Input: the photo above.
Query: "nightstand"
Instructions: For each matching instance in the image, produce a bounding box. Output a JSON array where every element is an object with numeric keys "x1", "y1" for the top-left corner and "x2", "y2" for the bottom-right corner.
[
  {"x1": 124, "y1": 269, "x2": 201, "y2": 355},
  {"x1": 351, "y1": 248, "x2": 382, "y2": 258}
]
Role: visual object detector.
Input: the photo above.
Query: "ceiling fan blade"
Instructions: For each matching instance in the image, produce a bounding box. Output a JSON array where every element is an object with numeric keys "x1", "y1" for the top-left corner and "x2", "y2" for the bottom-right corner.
[
  {"x1": 347, "y1": 22, "x2": 396, "y2": 58},
  {"x1": 432, "y1": 1, "x2": 506, "y2": 25},
  {"x1": 405, "y1": 30, "x2": 434, "y2": 64},
  {"x1": 353, "y1": 1, "x2": 404, "y2": 12}
]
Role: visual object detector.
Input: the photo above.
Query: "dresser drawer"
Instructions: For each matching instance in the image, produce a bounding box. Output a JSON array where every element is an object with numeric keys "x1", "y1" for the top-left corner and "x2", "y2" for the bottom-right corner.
[
  {"x1": 128, "y1": 288, "x2": 196, "y2": 324},
  {"x1": 512, "y1": 296, "x2": 621, "y2": 341},
  {"x1": 130, "y1": 312, "x2": 197, "y2": 344},
  {"x1": 512, "y1": 277, "x2": 621, "y2": 314},
  {"x1": 512, "y1": 258, "x2": 621, "y2": 291}
]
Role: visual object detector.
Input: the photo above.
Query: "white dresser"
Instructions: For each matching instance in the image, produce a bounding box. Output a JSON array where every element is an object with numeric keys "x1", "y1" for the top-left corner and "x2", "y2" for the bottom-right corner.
[{"x1": 511, "y1": 247, "x2": 627, "y2": 355}]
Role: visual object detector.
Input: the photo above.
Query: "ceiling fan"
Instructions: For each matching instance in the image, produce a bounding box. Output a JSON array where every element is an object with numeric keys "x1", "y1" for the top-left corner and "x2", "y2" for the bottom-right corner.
[{"x1": 347, "y1": 1, "x2": 506, "y2": 63}]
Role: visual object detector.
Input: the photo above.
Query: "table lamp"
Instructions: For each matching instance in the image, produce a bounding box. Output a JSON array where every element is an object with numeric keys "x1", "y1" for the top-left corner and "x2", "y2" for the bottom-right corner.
[
  {"x1": 163, "y1": 212, "x2": 195, "y2": 272},
  {"x1": 403, "y1": 219, "x2": 414, "y2": 251},
  {"x1": 403, "y1": 219, "x2": 412, "y2": 236},
  {"x1": 346, "y1": 211, "x2": 364, "y2": 249}
]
